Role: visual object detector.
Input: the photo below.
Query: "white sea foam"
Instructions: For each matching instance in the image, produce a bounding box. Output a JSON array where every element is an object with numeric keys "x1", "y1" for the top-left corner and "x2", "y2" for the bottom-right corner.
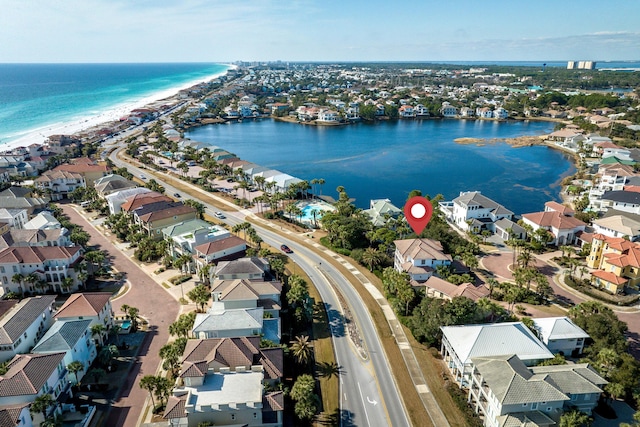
[{"x1": 1, "y1": 64, "x2": 235, "y2": 153}]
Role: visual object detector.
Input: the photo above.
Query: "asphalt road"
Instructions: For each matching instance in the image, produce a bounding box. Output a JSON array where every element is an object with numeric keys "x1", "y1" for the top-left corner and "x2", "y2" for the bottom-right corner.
[{"x1": 108, "y1": 144, "x2": 410, "y2": 427}]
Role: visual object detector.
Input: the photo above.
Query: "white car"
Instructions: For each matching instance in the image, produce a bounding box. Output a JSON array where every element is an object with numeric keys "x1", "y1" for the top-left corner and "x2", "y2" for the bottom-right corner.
[{"x1": 214, "y1": 212, "x2": 226, "y2": 219}]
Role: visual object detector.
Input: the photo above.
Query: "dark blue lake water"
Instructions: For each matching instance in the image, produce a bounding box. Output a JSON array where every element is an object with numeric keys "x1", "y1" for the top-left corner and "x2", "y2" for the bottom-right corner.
[{"x1": 186, "y1": 119, "x2": 574, "y2": 215}]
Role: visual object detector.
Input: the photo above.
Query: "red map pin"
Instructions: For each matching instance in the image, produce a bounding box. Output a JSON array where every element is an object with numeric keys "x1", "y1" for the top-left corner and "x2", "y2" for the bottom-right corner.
[{"x1": 404, "y1": 196, "x2": 433, "y2": 235}]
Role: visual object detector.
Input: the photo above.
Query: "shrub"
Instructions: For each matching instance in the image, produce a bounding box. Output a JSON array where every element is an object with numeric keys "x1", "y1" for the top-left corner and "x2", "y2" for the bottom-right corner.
[{"x1": 169, "y1": 274, "x2": 192, "y2": 285}]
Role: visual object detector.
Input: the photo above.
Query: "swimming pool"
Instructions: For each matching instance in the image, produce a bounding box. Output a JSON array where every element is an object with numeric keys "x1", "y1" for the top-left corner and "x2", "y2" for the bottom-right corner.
[{"x1": 297, "y1": 201, "x2": 336, "y2": 225}]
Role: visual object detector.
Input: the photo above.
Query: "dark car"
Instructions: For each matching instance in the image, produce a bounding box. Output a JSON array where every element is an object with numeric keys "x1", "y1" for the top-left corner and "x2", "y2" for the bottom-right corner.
[
  {"x1": 281, "y1": 244, "x2": 293, "y2": 254},
  {"x1": 173, "y1": 193, "x2": 181, "y2": 198}
]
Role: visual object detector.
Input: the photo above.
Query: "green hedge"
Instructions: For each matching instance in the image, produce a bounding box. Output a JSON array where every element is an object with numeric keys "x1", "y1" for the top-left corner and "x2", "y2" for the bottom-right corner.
[{"x1": 169, "y1": 274, "x2": 192, "y2": 285}]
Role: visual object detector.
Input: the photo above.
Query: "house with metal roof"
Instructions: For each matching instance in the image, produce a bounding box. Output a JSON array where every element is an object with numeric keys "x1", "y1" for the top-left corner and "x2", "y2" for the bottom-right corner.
[
  {"x1": 468, "y1": 354, "x2": 605, "y2": 427},
  {"x1": 363, "y1": 198, "x2": 402, "y2": 227},
  {"x1": 0, "y1": 295, "x2": 56, "y2": 363},
  {"x1": 32, "y1": 319, "x2": 96, "y2": 385},
  {"x1": 532, "y1": 317, "x2": 589, "y2": 356},
  {"x1": 440, "y1": 322, "x2": 554, "y2": 386}
]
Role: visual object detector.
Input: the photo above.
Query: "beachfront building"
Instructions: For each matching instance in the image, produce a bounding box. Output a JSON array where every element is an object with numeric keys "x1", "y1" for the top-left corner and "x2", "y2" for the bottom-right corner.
[
  {"x1": 599, "y1": 191, "x2": 640, "y2": 215},
  {"x1": 363, "y1": 199, "x2": 402, "y2": 227},
  {"x1": 441, "y1": 191, "x2": 514, "y2": 234},
  {"x1": 532, "y1": 317, "x2": 589, "y2": 356},
  {"x1": 440, "y1": 103, "x2": 458, "y2": 118},
  {"x1": 468, "y1": 355, "x2": 605, "y2": 427},
  {"x1": 120, "y1": 191, "x2": 172, "y2": 215},
  {"x1": 34, "y1": 170, "x2": 85, "y2": 201},
  {"x1": 0, "y1": 246, "x2": 83, "y2": 296},
  {"x1": 440, "y1": 322, "x2": 554, "y2": 387},
  {"x1": 587, "y1": 233, "x2": 640, "y2": 293},
  {"x1": 0, "y1": 295, "x2": 56, "y2": 363},
  {"x1": 394, "y1": 238, "x2": 452, "y2": 282},
  {"x1": 592, "y1": 212, "x2": 640, "y2": 241}
]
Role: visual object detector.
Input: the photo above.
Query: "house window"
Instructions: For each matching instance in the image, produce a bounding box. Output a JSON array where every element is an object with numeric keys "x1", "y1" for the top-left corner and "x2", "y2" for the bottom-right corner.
[{"x1": 531, "y1": 402, "x2": 538, "y2": 410}]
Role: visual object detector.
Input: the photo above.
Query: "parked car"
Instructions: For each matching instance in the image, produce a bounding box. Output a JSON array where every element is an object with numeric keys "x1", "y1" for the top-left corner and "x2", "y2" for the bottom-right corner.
[{"x1": 281, "y1": 244, "x2": 293, "y2": 254}]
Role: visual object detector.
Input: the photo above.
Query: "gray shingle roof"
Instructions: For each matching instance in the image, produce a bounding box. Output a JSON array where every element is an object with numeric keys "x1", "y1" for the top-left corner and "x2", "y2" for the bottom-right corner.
[
  {"x1": 601, "y1": 190, "x2": 640, "y2": 204},
  {"x1": 453, "y1": 191, "x2": 513, "y2": 216},
  {"x1": 472, "y1": 355, "x2": 569, "y2": 405},
  {"x1": 32, "y1": 319, "x2": 91, "y2": 353},
  {"x1": 215, "y1": 257, "x2": 269, "y2": 277},
  {"x1": 0, "y1": 295, "x2": 55, "y2": 345},
  {"x1": 496, "y1": 411, "x2": 556, "y2": 427}
]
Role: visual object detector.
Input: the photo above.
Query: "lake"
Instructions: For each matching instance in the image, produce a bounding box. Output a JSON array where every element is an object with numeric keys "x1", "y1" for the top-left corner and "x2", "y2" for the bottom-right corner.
[{"x1": 186, "y1": 119, "x2": 575, "y2": 215}]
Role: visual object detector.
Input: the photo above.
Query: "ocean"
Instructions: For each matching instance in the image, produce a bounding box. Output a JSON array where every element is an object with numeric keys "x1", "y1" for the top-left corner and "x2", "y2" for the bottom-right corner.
[
  {"x1": 0, "y1": 63, "x2": 229, "y2": 145},
  {"x1": 186, "y1": 119, "x2": 574, "y2": 215}
]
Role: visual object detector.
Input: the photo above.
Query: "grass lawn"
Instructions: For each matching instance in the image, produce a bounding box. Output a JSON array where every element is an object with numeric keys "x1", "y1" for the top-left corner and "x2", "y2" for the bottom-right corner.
[{"x1": 285, "y1": 259, "x2": 340, "y2": 425}]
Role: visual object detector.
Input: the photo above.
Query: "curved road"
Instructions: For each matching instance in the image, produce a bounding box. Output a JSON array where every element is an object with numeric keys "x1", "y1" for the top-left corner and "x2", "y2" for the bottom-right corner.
[{"x1": 108, "y1": 144, "x2": 410, "y2": 427}]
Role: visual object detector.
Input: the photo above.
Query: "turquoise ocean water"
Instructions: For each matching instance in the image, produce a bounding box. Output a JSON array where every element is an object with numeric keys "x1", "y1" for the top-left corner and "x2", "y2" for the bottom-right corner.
[{"x1": 0, "y1": 63, "x2": 229, "y2": 145}]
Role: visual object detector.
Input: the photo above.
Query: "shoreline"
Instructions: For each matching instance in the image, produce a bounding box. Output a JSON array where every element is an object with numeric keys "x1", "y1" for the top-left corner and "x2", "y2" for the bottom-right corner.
[{"x1": 0, "y1": 64, "x2": 235, "y2": 152}]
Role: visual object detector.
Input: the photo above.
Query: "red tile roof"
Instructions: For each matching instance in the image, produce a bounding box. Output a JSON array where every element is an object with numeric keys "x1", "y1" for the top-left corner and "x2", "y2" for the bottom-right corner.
[
  {"x1": 592, "y1": 270, "x2": 628, "y2": 286},
  {"x1": 0, "y1": 246, "x2": 81, "y2": 264},
  {"x1": 195, "y1": 236, "x2": 246, "y2": 255},
  {"x1": 137, "y1": 204, "x2": 196, "y2": 223},
  {"x1": 54, "y1": 292, "x2": 111, "y2": 319},
  {"x1": 522, "y1": 211, "x2": 586, "y2": 230},
  {"x1": 120, "y1": 192, "x2": 171, "y2": 212}
]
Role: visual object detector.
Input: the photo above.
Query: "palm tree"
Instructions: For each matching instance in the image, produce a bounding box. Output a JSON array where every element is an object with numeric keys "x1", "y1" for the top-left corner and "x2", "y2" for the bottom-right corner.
[
  {"x1": 109, "y1": 324, "x2": 122, "y2": 346},
  {"x1": 517, "y1": 250, "x2": 533, "y2": 269},
  {"x1": 61, "y1": 276, "x2": 75, "y2": 293},
  {"x1": 67, "y1": 361, "x2": 85, "y2": 385},
  {"x1": 11, "y1": 273, "x2": 24, "y2": 297},
  {"x1": 290, "y1": 335, "x2": 313, "y2": 365},
  {"x1": 86, "y1": 368, "x2": 106, "y2": 384},
  {"x1": 318, "y1": 178, "x2": 325, "y2": 196},
  {"x1": 140, "y1": 375, "x2": 158, "y2": 407},
  {"x1": 24, "y1": 273, "x2": 40, "y2": 294},
  {"x1": 91, "y1": 324, "x2": 107, "y2": 346},
  {"x1": 30, "y1": 393, "x2": 55, "y2": 422},
  {"x1": 361, "y1": 247, "x2": 383, "y2": 272}
]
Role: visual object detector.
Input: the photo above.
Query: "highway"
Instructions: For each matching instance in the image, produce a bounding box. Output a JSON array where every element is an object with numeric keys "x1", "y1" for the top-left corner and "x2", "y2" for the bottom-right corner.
[{"x1": 107, "y1": 141, "x2": 410, "y2": 427}]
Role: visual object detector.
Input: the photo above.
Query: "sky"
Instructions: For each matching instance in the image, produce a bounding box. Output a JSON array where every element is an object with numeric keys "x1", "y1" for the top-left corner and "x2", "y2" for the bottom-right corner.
[{"x1": 1, "y1": 0, "x2": 639, "y2": 63}]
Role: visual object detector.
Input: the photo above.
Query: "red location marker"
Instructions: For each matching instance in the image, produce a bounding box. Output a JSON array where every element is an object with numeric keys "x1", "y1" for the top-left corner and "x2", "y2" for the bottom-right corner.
[{"x1": 404, "y1": 196, "x2": 433, "y2": 235}]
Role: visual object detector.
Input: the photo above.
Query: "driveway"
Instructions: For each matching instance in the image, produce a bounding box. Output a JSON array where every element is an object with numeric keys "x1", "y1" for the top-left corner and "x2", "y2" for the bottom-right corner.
[
  {"x1": 480, "y1": 248, "x2": 640, "y2": 357},
  {"x1": 60, "y1": 203, "x2": 179, "y2": 427}
]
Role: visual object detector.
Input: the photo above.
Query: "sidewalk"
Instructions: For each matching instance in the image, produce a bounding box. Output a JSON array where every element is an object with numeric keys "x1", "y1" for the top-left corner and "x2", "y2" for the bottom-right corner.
[{"x1": 120, "y1": 152, "x2": 450, "y2": 426}]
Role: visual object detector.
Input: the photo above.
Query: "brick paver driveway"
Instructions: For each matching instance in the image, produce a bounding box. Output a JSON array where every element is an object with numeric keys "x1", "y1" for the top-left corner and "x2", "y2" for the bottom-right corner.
[{"x1": 61, "y1": 203, "x2": 179, "y2": 427}]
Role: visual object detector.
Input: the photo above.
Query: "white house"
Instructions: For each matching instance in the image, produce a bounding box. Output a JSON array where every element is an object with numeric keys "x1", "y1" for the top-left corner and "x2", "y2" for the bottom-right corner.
[
  {"x1": 0, "y1": 352, "x2": 69, "y2": 421},
  {"x1": 0, "y1": 209, "x2": 28, "y2": 230},
  {"x1": 599, "y1": 191, "x2": 640, "y2": 215},
  {"x1": 32, "y1": 319, "x2": 97, "y2": 385},
  {"x1": 34, "y1": 170, "x2": 85, "y2": 201},
  {"x1": 394, "y1": 238, "x2": 452, "y2": 282},
  {"x1": 0, "y1": 295, "x2": 56, "y2": 363},
  {"x1": 532, "y1": 317, "x2": 590, "y2": 356},
  {"x1": 468, "y1": 354, "x2": 605, "y2": 427},
  {"x1": 0, "y1": 246, "x2": 83, "y2": 296},
  {"x1": 593, "y1": 214, "x2": 640, "y2": 241},
  {"x1": 521, "y1": 210, "x2": 586, "y2": 246},
  {"x1": 493, "y1": 107, "x2": 509, "y2": 119},
  {"x1": 54, "y1": 292, "x2": 115, "y2": 343},
  {"x1": 317, "y1": 109, "x2": 339, "y2": 122},
  {"x1": 23, "y1": 212, "x2": 61, "y2": 231},
  {"x1": 445, "y1": 191, "x2": 514, "y2": 233},
  {"x1": 194, "y1": 236, "x2": 247, "y2": 270},
  {"x1": 440, "y1": 103, "x2": 458, "y2": 118},
  {"x1": 104, "y1": 187, "x2": 153, "y2": 215},
  {"x1": 162, "y1": 219, "x2": 230, "y2": 257},
  {"x1": 440, "y1": 322, "x2": 554, "y2": 386}
]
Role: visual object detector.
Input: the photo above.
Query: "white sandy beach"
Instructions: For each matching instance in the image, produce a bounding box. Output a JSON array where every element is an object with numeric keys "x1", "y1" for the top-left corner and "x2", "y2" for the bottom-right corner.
[{"x1": 1, "y1": 64, "x2": 236, "y2": 153}]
